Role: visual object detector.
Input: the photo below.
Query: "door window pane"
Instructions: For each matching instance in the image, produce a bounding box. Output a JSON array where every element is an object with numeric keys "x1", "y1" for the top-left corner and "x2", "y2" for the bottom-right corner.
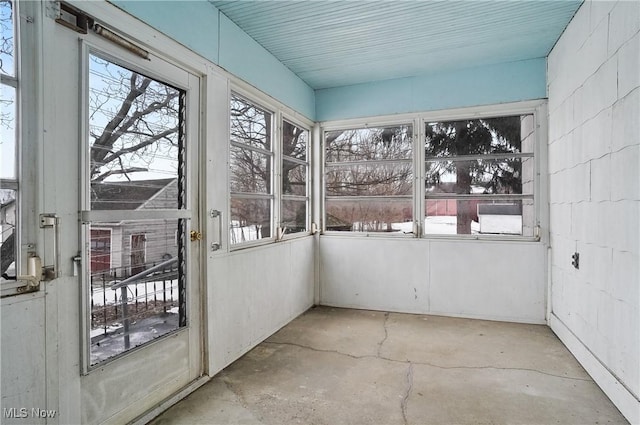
[
  {"x1": 89, "y1": 219, "x2": 184, "y2": 365},
  {"x1": 88, "y1": 54, "x2": 183, "y2": 210},
  {"x1": 86, "y1": 53, "x2": 188, "y2": 366}
]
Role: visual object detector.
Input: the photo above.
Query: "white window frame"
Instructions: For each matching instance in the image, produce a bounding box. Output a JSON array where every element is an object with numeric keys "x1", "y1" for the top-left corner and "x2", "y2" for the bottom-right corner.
[
  {"x1": 228, "y1": 83, "x2": 314, "y2": 251},
  {"x1": 279, "y1": 115, "x2": 311, "y2": 240},
  {"x1": 1, "y1": 0, "x2": 40, "y2": 297},
  {"x1": 321, "y1": 117, "x2": 419, "y2": 238},
  {"x1": 321, "y1": 100, "x2": 547, "y2": 242}
]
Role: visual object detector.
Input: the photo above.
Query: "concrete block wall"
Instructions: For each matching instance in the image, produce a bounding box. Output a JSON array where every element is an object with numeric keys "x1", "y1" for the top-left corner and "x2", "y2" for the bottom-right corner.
[{"x1": 547, "y1": 1, "x2": 639, "y2": 422}]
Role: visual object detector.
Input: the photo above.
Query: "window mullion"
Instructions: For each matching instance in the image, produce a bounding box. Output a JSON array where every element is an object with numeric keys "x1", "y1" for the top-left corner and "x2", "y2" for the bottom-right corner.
[{"x1": 416, "y1": 117, "x2": 425, "y2": 237}]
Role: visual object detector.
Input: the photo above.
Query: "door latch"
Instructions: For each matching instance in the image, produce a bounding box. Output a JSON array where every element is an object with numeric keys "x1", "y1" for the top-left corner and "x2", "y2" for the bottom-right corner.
[{"x1": 190, "y1": 230, "x2": 202, "y2": 242}]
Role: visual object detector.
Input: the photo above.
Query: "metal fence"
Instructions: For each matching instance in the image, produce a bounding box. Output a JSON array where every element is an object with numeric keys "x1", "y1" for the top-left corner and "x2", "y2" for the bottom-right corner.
[{"x1": 90, "y1": 257, "x2": 179, "y2": 346}]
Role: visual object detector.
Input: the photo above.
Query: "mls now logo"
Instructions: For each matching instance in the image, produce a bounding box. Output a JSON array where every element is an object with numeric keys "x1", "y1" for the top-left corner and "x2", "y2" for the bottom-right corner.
[
  {"x1": 3, "y1": 407, "x2": 57, "y2": 419},
  {"x1": 3, "y1": 408, "x2": 28, "y2": 418}
]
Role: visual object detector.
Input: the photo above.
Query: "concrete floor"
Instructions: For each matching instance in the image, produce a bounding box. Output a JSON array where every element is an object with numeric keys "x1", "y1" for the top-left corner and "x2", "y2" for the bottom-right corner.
[{"x1": 151, "y1": 307, "x2": 628, "y2": 425}]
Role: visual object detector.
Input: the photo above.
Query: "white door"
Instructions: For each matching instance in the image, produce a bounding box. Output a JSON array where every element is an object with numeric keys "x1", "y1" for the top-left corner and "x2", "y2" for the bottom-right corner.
[{"x1": 44, "y1": 7, "x2": 204, "y2": 423}]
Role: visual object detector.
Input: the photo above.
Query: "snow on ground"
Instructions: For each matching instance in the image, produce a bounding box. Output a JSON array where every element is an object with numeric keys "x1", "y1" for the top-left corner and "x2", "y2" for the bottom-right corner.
[{"x1": 91, "y1": 279, "x2": 178, "y2": 306}]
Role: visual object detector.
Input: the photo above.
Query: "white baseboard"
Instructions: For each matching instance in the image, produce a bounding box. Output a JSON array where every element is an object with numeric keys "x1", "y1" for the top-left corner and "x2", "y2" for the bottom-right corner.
[{"x1": 549, "y1": 313, "x2": 639, "y2": 424}]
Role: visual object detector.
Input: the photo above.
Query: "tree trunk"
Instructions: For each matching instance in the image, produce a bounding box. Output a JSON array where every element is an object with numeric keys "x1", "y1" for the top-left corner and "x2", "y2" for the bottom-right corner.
[{"x1": 455, "y1": 162, "x2": 473, "y2": 234}]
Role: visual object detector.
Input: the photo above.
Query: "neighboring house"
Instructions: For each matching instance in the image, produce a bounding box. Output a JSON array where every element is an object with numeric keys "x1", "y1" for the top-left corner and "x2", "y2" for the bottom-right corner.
[
  {"x1": 90, "y1": 178, "x2": 178, "y2": 278},
  {"x1": 0, "y1": 195, "x2": 16, "y2": 277}
]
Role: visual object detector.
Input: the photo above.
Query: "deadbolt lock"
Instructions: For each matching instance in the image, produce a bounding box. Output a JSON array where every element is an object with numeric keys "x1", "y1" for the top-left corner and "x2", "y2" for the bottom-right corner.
[{"x1": 190, "y1": 230, "x2": 202, "y2": 242}]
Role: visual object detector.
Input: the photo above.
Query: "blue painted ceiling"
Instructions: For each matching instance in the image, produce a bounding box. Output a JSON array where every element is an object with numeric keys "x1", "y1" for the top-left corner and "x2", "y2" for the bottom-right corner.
[{"x1": 210, "y1": 0, "x2": 582, "y2": 90}]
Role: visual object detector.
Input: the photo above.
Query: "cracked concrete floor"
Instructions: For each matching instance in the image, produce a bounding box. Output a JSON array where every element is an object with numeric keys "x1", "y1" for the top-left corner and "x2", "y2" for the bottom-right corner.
[{"x1": 150, "y1": 307, "x2": 628, "y2": 425}]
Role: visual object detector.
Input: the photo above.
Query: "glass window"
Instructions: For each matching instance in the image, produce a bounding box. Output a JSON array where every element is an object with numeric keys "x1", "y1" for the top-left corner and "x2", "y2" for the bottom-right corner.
[
  {"x1": 325, "y1": 125, "x2": 413, "y2": 233},
  {"x1": 89, "y1": 55, "x2": 182, "y2": 211},
  {"x1": 281, "y1": 120, "x2": 308, "y2": 235},
  {"x1": 86, "y1": 53, "x2": 187, "y2": 365},
  {"x1": 424, "y1": 115, "x2": 535, "y2": 236},
  {"x1": 1, "y1": 0, "x2": 17, "y2": 285},
  {"x1": 229, "y1": 94, "x2": 274, "y2": 244}
]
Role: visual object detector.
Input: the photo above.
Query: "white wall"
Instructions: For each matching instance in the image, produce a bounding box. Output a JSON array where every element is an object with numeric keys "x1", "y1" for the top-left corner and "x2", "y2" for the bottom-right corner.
[
  {"x1": 0, "y1": 293, "x2": 47, "y2": 425},
  {"x1": 547, "y1": 1, "x2": 639, "y2": 422},
  {"x1": 208, "y1": 237, "x2": 315, "y2": 373},
  {"x1": 320, "y1": 237, "x2": 547, "y2": 324}
]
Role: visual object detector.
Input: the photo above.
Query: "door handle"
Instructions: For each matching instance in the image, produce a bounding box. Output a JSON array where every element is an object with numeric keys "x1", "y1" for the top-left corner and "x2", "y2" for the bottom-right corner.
[
  {"x1": 40, "y1": 213, "x2": 60, "y2": 280},
  {"x1": 210, "y1": 209, "x2": 222, "y2": 251}
]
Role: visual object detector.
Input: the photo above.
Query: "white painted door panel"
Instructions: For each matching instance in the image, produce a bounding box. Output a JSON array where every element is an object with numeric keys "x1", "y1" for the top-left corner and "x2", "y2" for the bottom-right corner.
[{"x1": 42, "y1": 8, "x2": 203, "y2": 424}]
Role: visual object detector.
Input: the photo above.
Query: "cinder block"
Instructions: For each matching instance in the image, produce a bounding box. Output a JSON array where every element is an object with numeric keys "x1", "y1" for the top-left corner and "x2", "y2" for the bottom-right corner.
[
  {"x1": 570, "y1": 201, "x2": 589, "y2": 241},
  {"x1": 590, "y1": 0, "x2": 617, "y2": 33},
  {"x1": 573, "y1": 85, "x2": 585, "y2": 126},
  {"x1": 577, "y1": 16, "x2": 610, "y2": 84},
  {"x1": 581, "y1": 57, "x2": 618, "y2": 121},
  {"x1": 549, "y1": 133, "x2": 570, "y2": 173},
  {"x1": 611, "y1": 299, "x2": 640, "y2": 392},
  {"x1": 550, "y1": 234, "x2": 576, "y2": 270},
  {"x1": 582, "y1": 107, "x2": 613, "y2": 162},
  {"x1": 572, "y1": 162, "x2": 592, "y2": 203},
  {"x1": 550, "y1": 202, "x2": 572, "y2": 237},
  {"x1": 549, "y1": 170, "x2": 569, "y2": 204},
  {"x1": 593, "y1": 201, "x2": 613, "y2": 246},
  {"x1": 611, "y1": 88, "x2": 640, "y2": 152},
  {"x1": 590, "y1": 154, "x2": 612, "y2": 202},
  {"x1": 596, "y1": 289, "x2": 615, "y2": 336},
  {"x1": 606, "y1": 200, "x2": 639, "y2": 253},
  {"x1": 617, "y1": 32, "x2": 640, "y2": 99},
  {"x1": 610, "y1": 145, "x2": 640, "y2": 201},
  {"x1": 583, "y1": 243, "x2": 613, "y2": 292},
  {"x1": 611, "y1": 250, "x2": 639, "y2": 303},
  {"x1": 608, "y1": 0, "x2": 640, "y2": 55}
]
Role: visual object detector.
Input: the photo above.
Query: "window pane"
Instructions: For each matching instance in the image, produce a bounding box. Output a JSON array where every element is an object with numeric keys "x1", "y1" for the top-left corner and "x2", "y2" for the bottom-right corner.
[
  {"x1": 326, "y1": 199, "x2": 412, "y2": 233},
  {"x1": 282, "y1": 120, "x2": 307, "y2": 161},
  {"x1": 326, "y1": 125, "x2": 412, "y2": 162},
  {"x1": 425, "y1": 157, "x2": 532, "y2": 196},
  {"x1": 425, "y1": 115, "x2": 533, "y2": 157},
  {"x1": 281, "y1": 199, "x2": 307, "y2": 234},
  {"x1": 0, "y1": 0, "x2": 14, "y2": 77},
  {"x1": 0, "y1": 188, "x2": 16, "y2": 282},
  {"x1": 88, "y1": 54, "x2": 184, "y2": 210},
  {"x1": 230, "y1": 198, "x2": 271, "y2": 243},
  {"x1": 326, "y1": 163, "x2": 413, "y2": 196},
  {"x1": 230, "y1": 145, "x2": 272, "y2": 194},
  {"x1": 231, "y1": 95, "x2": 272, "y2": 151},
  {"x1": 424, "y1": 198, "x2": 533, "y2": 236},
  {"x1": 89, "y1": 219, "x2": 185, "y2": 365},
  {"x1": 0, "y1": 84, "x2": 15, "y2": 179},
  {"x1": 282, "y1": 160, "x2": 306, "y2": 196}
]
